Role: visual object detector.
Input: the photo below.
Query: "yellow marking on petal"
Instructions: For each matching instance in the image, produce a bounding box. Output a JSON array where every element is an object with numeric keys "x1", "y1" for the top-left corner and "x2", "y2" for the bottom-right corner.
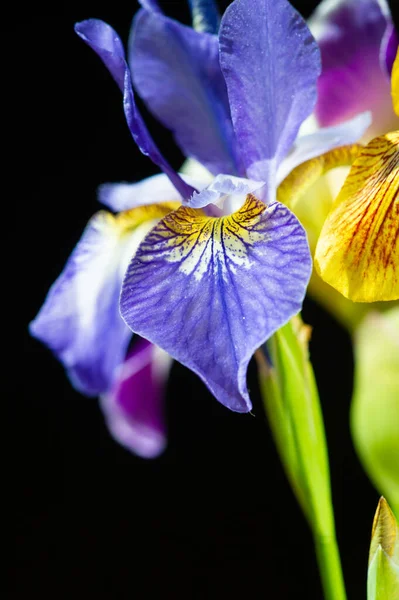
[
  {"x1": 140, "y1": 195, "x2": 267, "y2": 281},
  {"x1": 314, "y1": 132, "x2": 399, "y2": 302},
  {"x1": 114, "y1": 202, "x2": 180, "y2": 235},
  {"x1": 277, "y1": 144, "x2": 362, "y2": 210},
  {"x1": 392, "y1": 50, "x2": 399, "y2": 117}
]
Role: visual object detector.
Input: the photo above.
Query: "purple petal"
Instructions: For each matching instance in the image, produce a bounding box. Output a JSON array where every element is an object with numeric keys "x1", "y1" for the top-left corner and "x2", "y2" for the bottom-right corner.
[
  {"x1": 75, "y1": 19, "x2": 195, "y2": 201},
  {"x1": 219, "y1": 0, "x2": 320, "y2": 187},
  {"x1": 310, "y1": 0, "x2": 395, "y2": 132},
  {"x1": 381, "y1": 24, "x2": 398, "y2": 76},
  {"x1": 129, "y1": 10, "x2": 241, "y2": 176},
  {"x1": 29, "y1": 212, "x2": 133, "y2": 396},
  {"x1": 277, "y1": 112, "x2": 372, "y2": 184},
  {"x1": 100, "y1": 338, "x2": 171, "y2": 458},
  {"x1": 138, "y1": 0, "x2": 163, "y2": 13},
  {"x1": 98, "y1": 173, "x2": 207, "y2": 212},
  {"x1": 120, "y1": 197, "x2": 311, "y2": 412},
  {"x1": 75, "y1": 19, "x2": 127, "y2": 92}
]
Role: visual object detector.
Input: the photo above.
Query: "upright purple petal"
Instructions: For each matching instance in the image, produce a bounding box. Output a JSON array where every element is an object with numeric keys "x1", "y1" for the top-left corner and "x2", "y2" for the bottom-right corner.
[
  {"x1": 120, "y1": 196, "x2": 311, "y2": 412},
  {"x1": 138, "y1": 0, "x2": 163, "y2": 13},
  {"x1": 75, "y1": 19, "x2": 195, "y2": 201},
  {"x1": 100, "y1": 339, "x2": 171, "y2": 458},
  {"x1": 129, "y1": 10, "x2": 241, "y2": 176},
  {"x1": 219, "y1": 0, "x2": 320, "y2": 187},
  {"x1": 75, "y1": 19, "x2": 127, "y2": 92},
  {"x1": 310, "y1": 0, "x2": 396, "y2": 134},
  {"x1": 29, "y1": 213, "x2": 133, "y2": 396}
]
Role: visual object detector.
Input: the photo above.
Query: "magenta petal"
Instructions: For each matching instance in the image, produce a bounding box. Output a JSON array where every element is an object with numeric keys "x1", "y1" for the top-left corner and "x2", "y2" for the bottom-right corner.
[
  {"x1": 100, "y1": 339, "x2": 170, "y2": 458},
  {"x1": 311, "y1": 0, "x2": 392, "y2": 129},
  {"x1": 381, "y1": 24, "x2": 398, "y2": 76}
]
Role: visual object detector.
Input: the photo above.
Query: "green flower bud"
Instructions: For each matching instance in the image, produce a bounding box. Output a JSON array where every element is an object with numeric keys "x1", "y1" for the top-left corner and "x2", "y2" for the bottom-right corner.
[{"x1": 368, "y1": 497, "x2": 399, "y2": 600}]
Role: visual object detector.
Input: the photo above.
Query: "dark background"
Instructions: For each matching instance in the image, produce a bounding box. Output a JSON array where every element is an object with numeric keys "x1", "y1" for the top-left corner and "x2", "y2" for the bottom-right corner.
[{"x1": 17, "y1": 1, "x2": 398, "y2": 598}]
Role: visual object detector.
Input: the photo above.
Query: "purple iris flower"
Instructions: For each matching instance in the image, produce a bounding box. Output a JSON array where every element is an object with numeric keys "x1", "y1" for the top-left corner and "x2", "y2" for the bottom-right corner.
[{"x1": 30, "y1": 0, "x2": 371, "y2": 456}]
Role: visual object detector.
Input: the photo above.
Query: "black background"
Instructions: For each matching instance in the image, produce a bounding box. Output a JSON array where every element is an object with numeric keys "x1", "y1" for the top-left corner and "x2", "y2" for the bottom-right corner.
[{"x1": 17, "y1": 1, "x2": 398, "y2": 598}]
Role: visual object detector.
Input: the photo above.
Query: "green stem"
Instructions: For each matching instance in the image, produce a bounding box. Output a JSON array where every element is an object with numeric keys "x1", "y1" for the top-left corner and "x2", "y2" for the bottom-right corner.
[
  {"x1": 314, "y1": 534, "x2": 347, "y2": 600},
  {"x1": 258, "y1": 319, "x2": 348, "y2": 600}
]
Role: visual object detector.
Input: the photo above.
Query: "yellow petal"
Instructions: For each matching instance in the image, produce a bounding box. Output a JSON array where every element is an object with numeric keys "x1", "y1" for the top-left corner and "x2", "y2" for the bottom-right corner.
[
  {"x1": 392, "y1": 50, "x2": 399, "y2": 117},
  {"x1": 314, "y1": 132, "x2": 399, "y2": 302},
  {"x1": 277, "y1": 144, "x2": 362, "y2": 213}
]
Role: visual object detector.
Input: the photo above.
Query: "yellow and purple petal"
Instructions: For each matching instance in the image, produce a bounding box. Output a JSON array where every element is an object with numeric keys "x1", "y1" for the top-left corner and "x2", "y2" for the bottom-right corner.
[
  {"x1": 100, "y1": 338, "x2": 171, "y2": 459},
  {"x1": 129, "y1": 9, "x2": 241, "y2": 176},
  {"x1": 30, "y1": 203, "x2": 177, "y2": 395},
  {"x1": 74, "y1": 19, "x2": 195, "y2": 201},
  {"x1": 314, "y1": 132, "x2": 399, "y2": 302},
  {"x1": 219, "y1": 0, "x2": 320, "y2": 187},
  {"x1": 120, "y1": 196, "x2": 312, "y2": 412}
]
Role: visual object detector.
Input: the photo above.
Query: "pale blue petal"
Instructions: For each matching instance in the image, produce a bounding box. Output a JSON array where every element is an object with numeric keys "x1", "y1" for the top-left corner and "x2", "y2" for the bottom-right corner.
[
  {"x1": 30, "y1": 213, "x2": 134, "y2": 395},
  {"x1": 98, "y1": 173, "x2": 206, "y2": 212}
]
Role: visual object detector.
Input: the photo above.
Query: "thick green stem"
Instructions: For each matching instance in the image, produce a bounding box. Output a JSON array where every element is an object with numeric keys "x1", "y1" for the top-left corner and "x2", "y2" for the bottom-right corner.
[
  {"x1": 314, "y1": 534, "x2": 347, "y2": 600},
  {"x1": 257, "y1": 318, "x2": 347, "y2": 600}
]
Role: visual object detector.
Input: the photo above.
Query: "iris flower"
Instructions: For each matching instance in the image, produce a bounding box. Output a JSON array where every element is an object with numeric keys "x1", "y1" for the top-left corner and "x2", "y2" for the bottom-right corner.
[
  {"x1": 312, "y1": 0, "x2": 398, "y2": 302},
  {"x1": 30, "y1": 0, "x2": 371, "y2": 456},
  {"x1": 278, "y1": 0, "x2": 398, "y2": 311}
]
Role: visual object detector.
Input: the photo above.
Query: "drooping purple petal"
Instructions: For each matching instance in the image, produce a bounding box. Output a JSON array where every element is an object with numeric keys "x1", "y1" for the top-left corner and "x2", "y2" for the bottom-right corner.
[
  {"x1": 188, "y1": 0, "x2": 220, "y2": 34},
  {"x1": 129, "y1": 10, "x2": 241, "y2": 176},
  {"x1": 29, "y1": 212, "x2": 134, "y2": 396},
  {"x1": 219, "y1": 0, "x2": 320, "y2": 188},
  {"x1": 310, "y1": 0, "x2": 396, "y2": 134},
  {"x1": 100, "y1": 338, "x2": 171, "y2": 458},
  {"x1": 277, "y1": 112, "x2": 371, "y2": 184},
  {"x1": 98, "y1": 173, "x2": 207, "y2": 213},
  {"x1": 75, "y1": 19, "x2": 195, "y2": 201},
  {"x1": 381, "y1": 23, "x2": 398, "y2": 76},
  {"x1": 120, "y1": 196, "x2": 312, "y2": 412}
]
